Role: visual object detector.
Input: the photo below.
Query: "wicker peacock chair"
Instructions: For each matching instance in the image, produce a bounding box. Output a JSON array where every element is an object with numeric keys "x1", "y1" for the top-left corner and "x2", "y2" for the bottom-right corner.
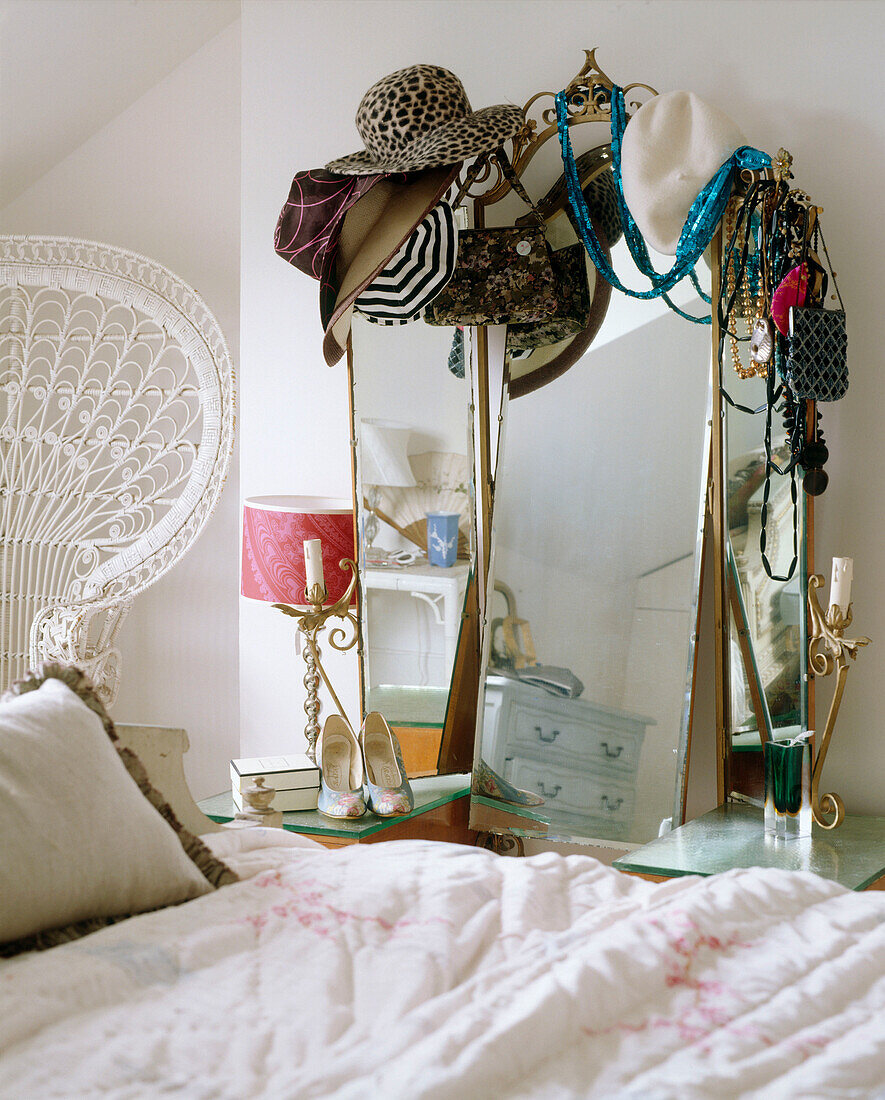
[{"x1": 0, "y1": 236, "x2": 235, "y2": 704}]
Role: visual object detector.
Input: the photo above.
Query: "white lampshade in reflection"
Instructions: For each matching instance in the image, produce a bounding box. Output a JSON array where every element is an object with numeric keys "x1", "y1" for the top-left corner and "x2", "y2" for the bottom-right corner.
[{"x1": 361, "y1": 419, "x2": 417, "y2": 487}]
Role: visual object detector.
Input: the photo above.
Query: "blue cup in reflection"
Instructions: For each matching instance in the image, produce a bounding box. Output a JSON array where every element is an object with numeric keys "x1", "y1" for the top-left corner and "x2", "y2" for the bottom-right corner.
[{"x1": 426, "y1": 512, "x2": 459, "y2": 567}]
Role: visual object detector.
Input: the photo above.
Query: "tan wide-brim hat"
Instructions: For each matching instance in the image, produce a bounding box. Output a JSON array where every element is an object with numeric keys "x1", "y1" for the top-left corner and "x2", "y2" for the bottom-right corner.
[
  {"x1": 323, "y1": 164, "x2": 460, "y2": 366},
  {"x1": 620, "y1": 90, "x2": 746, "y2": 256}
]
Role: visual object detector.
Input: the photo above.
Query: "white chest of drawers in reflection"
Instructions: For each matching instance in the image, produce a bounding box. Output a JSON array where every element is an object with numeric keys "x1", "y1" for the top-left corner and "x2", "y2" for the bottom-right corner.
[
  {"x1": 483, "y1": 675, "x2": 654, "y2": 838},
  {"x1": 363, "y1": 562, "x2": 470, "y2": 689}
]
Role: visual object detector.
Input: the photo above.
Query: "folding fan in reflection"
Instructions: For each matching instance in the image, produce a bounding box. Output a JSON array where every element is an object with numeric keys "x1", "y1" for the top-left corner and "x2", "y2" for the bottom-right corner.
[{"x1": 376, "y1": 451, "x2": 471, "y2": 558}]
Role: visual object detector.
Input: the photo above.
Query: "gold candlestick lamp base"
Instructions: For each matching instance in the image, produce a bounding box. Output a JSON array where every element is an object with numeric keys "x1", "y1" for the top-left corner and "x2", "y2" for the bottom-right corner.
[
  {"x1": 272, "y1": 559, "x2": 359, "y2": 763},
  {"x1": 806, "y1": 574, "x2": 871, "y2": 829}
]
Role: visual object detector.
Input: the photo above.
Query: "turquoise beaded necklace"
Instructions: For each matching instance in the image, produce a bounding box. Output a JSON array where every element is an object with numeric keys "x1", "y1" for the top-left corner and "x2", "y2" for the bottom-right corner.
[{"x1": 555, "y1": 85, "x2": 771, "y2": 324}]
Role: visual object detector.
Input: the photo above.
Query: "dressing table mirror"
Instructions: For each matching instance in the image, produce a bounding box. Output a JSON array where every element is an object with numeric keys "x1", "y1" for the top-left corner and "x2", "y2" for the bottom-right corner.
[
  {"x1": 346, "y1": 51, "x2": 813, "y2": 818},
  {"x1": 722, "y1": 371, "x2": 810, "y2": 800},
  {"x1": 348, "y1": 315, "x2": 476, "y2": 775},
  {"x1": 706, "y1": 173, "x2": 818, "y2": 810},
  {"x1": 466, "y1": 56, "x2": 715, "y2": 848}
]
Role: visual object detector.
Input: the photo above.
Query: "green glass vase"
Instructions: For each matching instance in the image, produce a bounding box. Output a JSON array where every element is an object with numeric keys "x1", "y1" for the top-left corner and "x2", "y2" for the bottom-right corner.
[{"x1": 764, "y1": 737, "x2": 812, "y2": 839}]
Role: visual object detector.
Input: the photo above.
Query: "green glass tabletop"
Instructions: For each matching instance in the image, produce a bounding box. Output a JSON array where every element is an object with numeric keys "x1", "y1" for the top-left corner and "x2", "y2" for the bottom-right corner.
[
  {"x1": 200, "y1": 772, "x2": 469, "y2": 839},
  {"x1": 471, "y1": 794, "x2": 550, "y2": 825},
  {"x1": 613, "y1": 803, "x2": 885, "y2": 891}
]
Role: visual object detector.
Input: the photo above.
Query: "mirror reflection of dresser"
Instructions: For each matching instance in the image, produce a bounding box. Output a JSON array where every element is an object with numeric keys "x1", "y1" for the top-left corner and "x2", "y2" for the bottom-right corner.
[
  {"x1": 468, "y1": 279, "x2": 711, "y2": 847},
  {"x1": 479, "y1": 674, "x2": 655, "y2": 841}
]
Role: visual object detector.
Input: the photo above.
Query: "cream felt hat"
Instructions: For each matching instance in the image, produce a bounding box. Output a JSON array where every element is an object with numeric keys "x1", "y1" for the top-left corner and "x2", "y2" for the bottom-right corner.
[
  {"x1": 322, "y1": 164, "x2": 459, "y2": 366},
  {"x1": 620, "y1": 90, "x2": 746, "y2": 256}
]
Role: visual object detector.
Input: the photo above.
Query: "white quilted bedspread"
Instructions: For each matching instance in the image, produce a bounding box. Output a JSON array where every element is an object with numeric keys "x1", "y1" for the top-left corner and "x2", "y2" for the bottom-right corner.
[{"x1": 2, "y1": 829, "x2": 885, "y2": 1099}]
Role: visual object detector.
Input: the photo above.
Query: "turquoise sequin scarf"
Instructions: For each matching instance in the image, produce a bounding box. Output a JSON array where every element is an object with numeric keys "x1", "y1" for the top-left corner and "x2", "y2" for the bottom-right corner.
[{"x1": 555, "y1": 85, "x2": 771, "y2": 324}]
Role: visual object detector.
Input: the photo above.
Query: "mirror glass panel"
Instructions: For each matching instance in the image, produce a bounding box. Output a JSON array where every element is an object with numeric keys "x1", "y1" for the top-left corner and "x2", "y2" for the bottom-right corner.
[
  {"x1": 724, "y1": 375, "x2": 808, "y2": 791},
  {"x1": 350, "y1": 315, "x2": 474, "y2": 760},
  {"x1": 470, "y1": 235, "x2": 711, "y2": 846}
]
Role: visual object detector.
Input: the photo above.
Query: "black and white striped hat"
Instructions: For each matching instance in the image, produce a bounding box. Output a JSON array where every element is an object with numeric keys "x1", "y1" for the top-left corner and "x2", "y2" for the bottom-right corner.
[{"x1": 354, "y1": 202, "x2": 458, "y2": 325}]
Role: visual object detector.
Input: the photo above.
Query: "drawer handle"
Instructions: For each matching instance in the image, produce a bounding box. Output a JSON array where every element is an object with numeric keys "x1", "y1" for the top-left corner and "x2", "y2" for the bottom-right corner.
[
  {"x1": 601, "y1": 795, "x2": 624, "y2": 812},
  {"x1": 600, "y1": 742, "x2": 623, "y2": 759},
  {"x1": 536, "y1": 726, "x2": 560, "y2": 743},
  {"x1": 537, "y1": 782, "x2": 562, "y2": 799}
]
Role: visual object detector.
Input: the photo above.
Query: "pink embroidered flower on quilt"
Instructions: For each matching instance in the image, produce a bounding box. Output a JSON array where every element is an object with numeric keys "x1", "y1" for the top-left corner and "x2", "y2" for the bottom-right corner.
[
  {"x1": 239, "y1": 872, "x2": 453, "y2": 942},
  {"x1": 582, "y1": 910, "x2": 831, "y2": 1057}
]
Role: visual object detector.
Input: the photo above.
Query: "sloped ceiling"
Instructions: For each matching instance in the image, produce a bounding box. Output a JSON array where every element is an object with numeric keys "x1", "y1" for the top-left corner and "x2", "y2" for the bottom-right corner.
[{"x1": 0, "y1": 0, "x2": 240, "y2": 209}]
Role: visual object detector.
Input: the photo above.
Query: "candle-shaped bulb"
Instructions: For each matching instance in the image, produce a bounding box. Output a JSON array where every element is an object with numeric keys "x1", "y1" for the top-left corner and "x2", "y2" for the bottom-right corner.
[
  {"x1": 830, "y1": 557, "x2": 853, "y2": 617},
  {"x1": 304, "y1": 539, "x2": 325, "y2": 598}
]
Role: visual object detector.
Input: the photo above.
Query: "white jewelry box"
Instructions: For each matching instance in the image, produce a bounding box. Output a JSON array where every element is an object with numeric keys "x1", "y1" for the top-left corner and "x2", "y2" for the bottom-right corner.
[
  {"x1": 230, "y1": 754, "x2": 320, "y2": 812},
  {"x1": 232, "y1": 786, "x2": 319, "y2": 813}
]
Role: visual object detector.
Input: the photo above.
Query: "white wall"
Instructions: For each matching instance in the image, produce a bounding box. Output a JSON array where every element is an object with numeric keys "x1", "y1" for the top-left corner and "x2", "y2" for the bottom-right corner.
[
  {"x1": 242, "y1": 0, "x2": 885, "y2": 815},
  {"x1": 1, "y1": 23, "x2": 242, "y2": 800}
]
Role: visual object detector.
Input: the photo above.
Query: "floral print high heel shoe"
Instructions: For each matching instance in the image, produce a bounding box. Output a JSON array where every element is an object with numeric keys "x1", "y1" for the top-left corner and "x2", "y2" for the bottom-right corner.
[
  {"x1": 360, "y1": 712, "x2": 414, "y2": 817},
  {"x1": 317, "y1": 715, "x2": 366, "y2": 819}
]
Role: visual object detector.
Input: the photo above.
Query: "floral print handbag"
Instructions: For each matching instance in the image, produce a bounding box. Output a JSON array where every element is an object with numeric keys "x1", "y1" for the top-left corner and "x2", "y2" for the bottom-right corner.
[
  {"x1": 426, "y1": 148, "x2": 561, "y2": 327},
  {"x1": 505, "y1": 243, "x2": 591, "y2": 350},
  {"x1": 425, "y1": 223, "x2": 559, "y2": 327}
]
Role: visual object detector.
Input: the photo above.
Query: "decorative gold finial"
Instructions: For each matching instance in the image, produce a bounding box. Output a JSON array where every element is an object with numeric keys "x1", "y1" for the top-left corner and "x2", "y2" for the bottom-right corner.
[
  {"x1": 235, "y1": 775, "x2": 284, "y2": 829},
  {"x1": 772, "y1": 148, "x2": 793, "y2": 183},
  {"x1": 243, "y1": 776, "x2": 276, "y2": 813}
]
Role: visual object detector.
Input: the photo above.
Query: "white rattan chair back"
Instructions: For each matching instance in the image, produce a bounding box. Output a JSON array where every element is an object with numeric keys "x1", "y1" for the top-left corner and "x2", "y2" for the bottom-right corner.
[{"x1": 0, "y1": 236, "x2": 235, "y2": 703}]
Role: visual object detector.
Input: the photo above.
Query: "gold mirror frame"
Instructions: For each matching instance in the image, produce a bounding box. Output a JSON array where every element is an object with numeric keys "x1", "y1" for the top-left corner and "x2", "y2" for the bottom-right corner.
[
  {"x1": 344, "y1": 49, "x2": 814, "y2": 797},
  {"x1": 468, "y1": 49, "x2": 658, "y2": 585},
  {"x1": 467, "y1": 53, "x2": 708, "y2": 841},
  {"x1": 709, "y1": 222, "x2": 815, "y2": 804}
]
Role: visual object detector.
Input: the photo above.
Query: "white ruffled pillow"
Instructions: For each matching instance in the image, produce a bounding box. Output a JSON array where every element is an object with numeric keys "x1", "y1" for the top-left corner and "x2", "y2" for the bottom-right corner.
[{"x1": 0, "y1": 679, "x2": 214, "y2": 946}]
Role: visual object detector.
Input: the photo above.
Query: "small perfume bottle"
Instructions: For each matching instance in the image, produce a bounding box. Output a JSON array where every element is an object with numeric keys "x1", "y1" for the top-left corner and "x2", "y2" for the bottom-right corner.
[{"x1": 764, "y1": 732, "x2": 812, "y2": 839}]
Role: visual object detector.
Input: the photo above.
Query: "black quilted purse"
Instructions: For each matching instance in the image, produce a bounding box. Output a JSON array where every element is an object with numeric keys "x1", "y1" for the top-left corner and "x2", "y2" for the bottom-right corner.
[
  {"x1": 786, "y1": 227, "x2": 847, "y2": 402},
  {"x1": 788, "y1": 306, "x2": 848, "y2": 401}
]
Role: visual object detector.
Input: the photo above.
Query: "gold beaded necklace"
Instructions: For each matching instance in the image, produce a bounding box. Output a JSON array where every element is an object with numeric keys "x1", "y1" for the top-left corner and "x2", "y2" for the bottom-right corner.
[{"x1": 725, "y1": 199, "x2": 769, "y2": 380}]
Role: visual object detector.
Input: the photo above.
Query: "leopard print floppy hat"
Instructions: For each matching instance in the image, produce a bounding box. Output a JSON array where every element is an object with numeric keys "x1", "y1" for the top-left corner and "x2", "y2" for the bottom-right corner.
[{"x1": 326, "y1": 64, "x2": 525, "y2": 175}]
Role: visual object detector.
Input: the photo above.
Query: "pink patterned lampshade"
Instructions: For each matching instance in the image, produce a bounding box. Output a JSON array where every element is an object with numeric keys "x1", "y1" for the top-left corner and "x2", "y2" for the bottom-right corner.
[{"x1": 241, "y1": 496, "x2": 356, "y2": 607}]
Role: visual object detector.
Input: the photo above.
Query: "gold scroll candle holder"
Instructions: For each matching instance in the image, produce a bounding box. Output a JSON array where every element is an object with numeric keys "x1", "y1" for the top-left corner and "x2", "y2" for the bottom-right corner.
[
  {"x1": 806, "y1": 574, "x2": 871, "y2": 829},
  {"x1": 272, "y1": 559, "x2": 359, "y2": 763}
]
